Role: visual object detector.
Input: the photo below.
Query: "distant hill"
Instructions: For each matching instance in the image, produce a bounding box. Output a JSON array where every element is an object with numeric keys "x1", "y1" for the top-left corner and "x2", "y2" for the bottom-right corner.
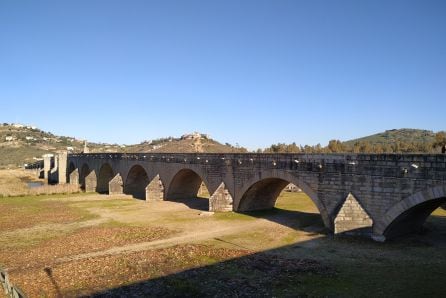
[
  {"x1": 343, "y1": 129, "x2": 439, "y2": 147},
  {"x1": 0, "y1": 124, "x2": 243, "y2": 168},
  {"x1": 128, "y1": 138, "x2": 245, "y2": 154}
]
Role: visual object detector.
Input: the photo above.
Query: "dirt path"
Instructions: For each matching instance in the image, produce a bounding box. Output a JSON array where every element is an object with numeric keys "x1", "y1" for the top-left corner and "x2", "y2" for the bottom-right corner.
[
  {"x1": 57, "y1": 220, "x2": 264, "y2": 263},
  {"x1": 1, "y1": 194, "x2": 277, "y2": 266},
  {"x1": 2, "y1": 194, "x2": 318, "y2": 271},
  {"x1": 51, "y1": 197, "x2": 315, "y2": 264}
]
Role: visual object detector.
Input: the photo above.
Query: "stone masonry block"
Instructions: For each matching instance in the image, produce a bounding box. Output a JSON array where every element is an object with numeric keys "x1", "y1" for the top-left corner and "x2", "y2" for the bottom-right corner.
[
  {"x1": 109, "y1": 174, "x2": 123, "y2": 195},
  {"x1": 334, "y1": 193, "x2": 373, "y2": 236},
  {"x1": 146, "y1": 174, "x2": 164, "y2": 201},
  {"x1": 69, "y1": 169, "x2": 79, "y2": 185},
  {"x1": 85, "y1": 171, "x2": 97, "y2": 192},
  {"x1": 209, "y1": 182, "x2": 233, "y2": 212}
]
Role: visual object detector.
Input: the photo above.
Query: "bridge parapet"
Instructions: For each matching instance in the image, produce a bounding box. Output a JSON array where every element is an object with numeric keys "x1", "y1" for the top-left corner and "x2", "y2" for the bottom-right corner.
[{"x1": 67, "y1": 152, "x2": 446, "y2": 173}]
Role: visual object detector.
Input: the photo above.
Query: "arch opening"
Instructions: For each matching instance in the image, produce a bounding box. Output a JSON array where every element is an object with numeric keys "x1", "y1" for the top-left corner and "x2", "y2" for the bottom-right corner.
[
  {"x1": 239, "y1": 178, "x2": 290, "y2": 211},
  {"x1": 124, "y1": 165, "x2": 149, "y2": 200},
  {"x1": 238, "y1": 179, "x2": 325, "y2": 232},
  {"x1": 97, "y1": 163, "x2": 114, "y2": 194},
  {"x1": 166, "y1": 169, "x2": 210, "y2": 211},
  {"x1": 384, "y1": 197, "x2": 446, "y2": 240},
  {"x1": 79, "y1": 164, "x2": 91, "y2": 191}
]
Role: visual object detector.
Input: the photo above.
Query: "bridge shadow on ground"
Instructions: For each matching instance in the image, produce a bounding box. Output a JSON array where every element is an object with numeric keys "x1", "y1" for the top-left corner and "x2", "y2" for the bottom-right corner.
[
  {"x1": 87, "y1": 243, "x2": 335, "y2": 297},
  {"x1": 239, "y1": 208, "x2": 327, "y2": 234},
  {"x1": 392, "y1": 213, "x2": 446, "y2": 246},
  {"x1": 81, "y1": 215, "x2": 446, "y2": 298},
  {"x1": 165, "y1": 196, "x2": 210, "y2": 212}
]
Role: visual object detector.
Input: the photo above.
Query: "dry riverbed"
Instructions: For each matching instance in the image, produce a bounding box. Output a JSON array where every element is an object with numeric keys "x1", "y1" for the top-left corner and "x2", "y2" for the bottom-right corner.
[{"x1": 0, "y1": 172, "x2": 446, "y2": 296}]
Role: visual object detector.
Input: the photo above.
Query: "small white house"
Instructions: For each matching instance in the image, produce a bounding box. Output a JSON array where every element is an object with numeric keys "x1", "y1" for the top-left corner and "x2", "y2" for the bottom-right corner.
[
  {"x1": 66, "y1": 146, "x2": 74, "y2": 151},
  {"x1": 5, "y1": 136, "x2": 14, "y2": 141}
]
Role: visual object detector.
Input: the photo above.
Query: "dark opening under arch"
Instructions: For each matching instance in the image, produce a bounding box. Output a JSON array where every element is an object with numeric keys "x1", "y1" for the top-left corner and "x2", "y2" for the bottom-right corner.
[
  {"x1": 97, "y1": 163, "x2": 114, "y2": 194},
  {"x1": 238, "y1": 178, "x2": 325, "y2": 232},
  {"x1": 124, "y1": 165, "x2": 149, "y2": 200},
  {"x1": 80, "y1": 164, "x2": 90, "y2": 190},
  {"x1": 166, "y1": 169, "x2": 206, "y2": 200},
  {"x1": 165, "y1": 169, "x2": 210, "y2": 211},
  {"x1": 384, "y1": 197, "x2": 446, "y2": 240},
  {"x1": 238, "y1": 178, "x2": 290, "y2": 211}
]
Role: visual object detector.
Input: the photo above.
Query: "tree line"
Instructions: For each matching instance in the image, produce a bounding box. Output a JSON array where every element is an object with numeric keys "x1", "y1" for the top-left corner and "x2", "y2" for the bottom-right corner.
[{"x1": 258, "y1": 132, "x2": 446, "y2": 154}]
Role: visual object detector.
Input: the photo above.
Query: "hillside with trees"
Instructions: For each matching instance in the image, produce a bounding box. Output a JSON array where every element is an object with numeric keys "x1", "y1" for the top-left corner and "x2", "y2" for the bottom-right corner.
[
  {"x1": 0, "y1": 125, "x2": 245, "y2": 168},
  {"x1": 262, "y1": 129, "x2": 446, "y2": 154},
  {"x1": 0, "y1": 123, "x2": 126, "y2": 168}
]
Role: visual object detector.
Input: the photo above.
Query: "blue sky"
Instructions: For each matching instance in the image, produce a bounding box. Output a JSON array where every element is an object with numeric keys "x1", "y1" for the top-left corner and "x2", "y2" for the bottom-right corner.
[{"x1": 1, "y1": 0, "x2": 445, "y2": 149}]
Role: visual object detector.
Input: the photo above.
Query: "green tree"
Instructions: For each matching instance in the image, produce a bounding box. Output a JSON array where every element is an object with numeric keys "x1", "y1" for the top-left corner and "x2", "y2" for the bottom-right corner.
[
  {"x1": 328, "y1": 139, "x2": 345, "y2": 153},
  {"x1": 433, "y1": 132, "x2": 446, "y2": 150},
  {"x1": 374, "y1": 144, "x2": 384, "y2": 154},
  {"x1": 286, "y1": 142, "x2": 301, "y2": 153},
  {"x1": 302, "y1": 145, "x2": 313, "y2": 153},
  {"x1": 314, "y1": 144, "x2": 323, "y2": 153}
]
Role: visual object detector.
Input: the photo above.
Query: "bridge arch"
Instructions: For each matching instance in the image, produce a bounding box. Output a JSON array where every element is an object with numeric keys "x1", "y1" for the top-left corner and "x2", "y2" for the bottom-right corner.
[
  {"x1": 79, "y1": 163, "x2": 91, "y2": 190},
  {"x1": 236, "y1": 171, "x2": 330, "y2": 230},
  {"x1": 124, "y1": 164, "x2": 149, "y2": 200},
  {"x1": 97, "y1": 163, "x2": 114, "y2": 194},
  {"x1": 373, "y1": 185, "x2": 446, "y2": 241},
  {"x1": 165, "y1": 168, "x2": 210, "y2": 200}
]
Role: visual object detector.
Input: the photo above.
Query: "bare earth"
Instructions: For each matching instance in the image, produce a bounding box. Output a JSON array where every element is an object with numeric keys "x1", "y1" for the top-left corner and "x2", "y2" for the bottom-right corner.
[
  {"x1": 0, "y1": 192, "x2": 327, "y2": 296},
  {"x1": 1, "y1": 178, "x2": 446, "y2": 296}
]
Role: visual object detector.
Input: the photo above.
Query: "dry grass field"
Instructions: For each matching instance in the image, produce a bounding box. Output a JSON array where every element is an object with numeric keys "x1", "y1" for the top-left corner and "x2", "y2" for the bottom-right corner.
[
  {"x1": 0, "y1": 169, "x2": 79, "y2": 197},
  {"x1": 1, "y1": 171, "x2": 446, "y2": 297}
]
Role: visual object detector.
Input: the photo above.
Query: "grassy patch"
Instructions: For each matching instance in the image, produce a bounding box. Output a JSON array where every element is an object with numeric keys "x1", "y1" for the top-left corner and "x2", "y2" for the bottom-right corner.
[
  {"x1": 275, "y1": 191, "x2": 319, "y2": 212},
  {"x1": 214, "y1": 191, "x2": 320, "y2": 223},
  {"x1": 0, "y1": 194, "x2": 97, "y2": 232},
  {"x1": 70, "y1": 198, "x2": 136, "y2": 209},
  {"x1": 0, "y1": 227, "x2": 73, "y2": 250},
  {"x1": 297, "y1": 261, "x2": 446, "y2": 297}
]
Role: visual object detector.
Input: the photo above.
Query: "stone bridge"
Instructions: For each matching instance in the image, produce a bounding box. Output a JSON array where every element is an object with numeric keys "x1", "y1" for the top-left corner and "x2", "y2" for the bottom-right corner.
[{"x1": 33, "y1": 152, "x2": 446, "y2": 242}]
